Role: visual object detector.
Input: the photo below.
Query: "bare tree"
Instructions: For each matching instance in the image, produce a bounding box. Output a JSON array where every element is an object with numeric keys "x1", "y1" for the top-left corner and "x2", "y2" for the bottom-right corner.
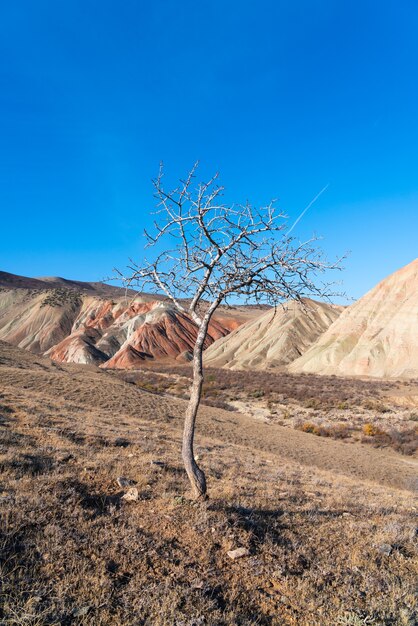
[{"x1": 119, "y1": 163, "x2": 342, "y2": 500}]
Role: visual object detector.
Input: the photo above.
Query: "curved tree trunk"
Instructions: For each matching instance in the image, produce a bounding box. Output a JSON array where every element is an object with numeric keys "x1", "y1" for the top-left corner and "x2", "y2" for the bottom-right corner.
[{"x1": 182, "y1": 314, "x2": 212, "y2": 499}]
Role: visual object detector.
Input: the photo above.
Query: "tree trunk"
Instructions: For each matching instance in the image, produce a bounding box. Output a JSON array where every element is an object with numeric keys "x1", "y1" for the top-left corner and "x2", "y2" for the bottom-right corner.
[{"x1": 182, "y1": 319, "x2": 210, "y2": 499}]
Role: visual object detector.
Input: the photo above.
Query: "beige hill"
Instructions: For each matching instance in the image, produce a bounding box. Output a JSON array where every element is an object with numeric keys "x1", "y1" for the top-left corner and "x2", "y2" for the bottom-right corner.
[
  {"x1": 0, "y1": 288, "x2": 81, "y2": 354},
  {"x1": 290, "y1": 258, "x2": 418, "y2": 378},
  {"x1": 204, "y1": 298, "x2": 342, "y2": 370}
]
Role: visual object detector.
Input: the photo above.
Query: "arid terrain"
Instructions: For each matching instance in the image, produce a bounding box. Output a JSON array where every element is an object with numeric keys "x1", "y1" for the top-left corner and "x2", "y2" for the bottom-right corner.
[
  {"x1": 290, "y1": 258, "x2": 418, "y2": 378},
  {"x1": 118, "y1": 364, "x2": 418, "y2": 456},
  {"x1": 203, "y1": 299, "x2": 342, "y2": 370},
  {"x1": 0, "y1": 271, "x2": 265, "y2": 369},
  {"x1": 3, "y1": 2, "x2": 417, "y2": 624},
  {"x1": 2, "y1": 259, "x2": 418, "y2": 381},
  {"x1": 1, "y1": 340, "x2": 417, "y2": 625}
]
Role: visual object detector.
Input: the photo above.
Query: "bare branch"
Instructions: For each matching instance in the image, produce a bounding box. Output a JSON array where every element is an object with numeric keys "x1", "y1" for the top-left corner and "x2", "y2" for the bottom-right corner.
[{"x1": 115, "y1": 163, "x2": 345, "y2": 500}]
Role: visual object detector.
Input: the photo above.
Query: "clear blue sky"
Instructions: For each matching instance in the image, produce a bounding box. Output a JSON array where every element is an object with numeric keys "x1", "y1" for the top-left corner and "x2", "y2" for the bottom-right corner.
[{"x1": 1, "y1": 1, "x2": 417, "y2": 302}]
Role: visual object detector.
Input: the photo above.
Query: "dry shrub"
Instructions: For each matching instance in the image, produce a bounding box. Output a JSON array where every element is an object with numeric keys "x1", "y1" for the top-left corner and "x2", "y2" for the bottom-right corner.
[
  {"x1": 362, "y1": 424, "x2": 418, "y2": 456},
  {"x1": 363, "y1": 399, "x2": 391, "y2": 413},
  {"x1": 325, "y1": 423, "x2": 351, "y2": 439},
  {"x1": 298, "y1": 421, "x2": 320, "y2": 435},
  {"x1": 149, "y1": 364, "x2": 394, "y2": 411},
  {"x1": 363, "y1": 423, "x2": 384, "y2": 437},
  {"x1": 296, "y1": 422, "x2": 351, "y2": 440}
]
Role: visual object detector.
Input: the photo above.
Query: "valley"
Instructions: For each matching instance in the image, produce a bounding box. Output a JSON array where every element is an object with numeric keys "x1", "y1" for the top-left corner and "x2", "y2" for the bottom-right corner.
[{"x1": 1, "y1": 261, "x2": 417, "y2": 624}]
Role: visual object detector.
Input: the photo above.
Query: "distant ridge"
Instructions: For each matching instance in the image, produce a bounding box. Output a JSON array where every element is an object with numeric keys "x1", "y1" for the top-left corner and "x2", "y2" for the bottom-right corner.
[
  {"x1": 0, "y1": 270, "x2": 140, "y2": 298},
  {"x1": 0, "y1": 271, "x2": 53, "y2": 290}
]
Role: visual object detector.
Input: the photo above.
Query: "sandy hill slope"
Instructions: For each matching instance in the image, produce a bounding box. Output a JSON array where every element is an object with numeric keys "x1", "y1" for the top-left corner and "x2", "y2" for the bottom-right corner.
[
  {"x1": 290, "y1": 258, "x2": 418, "y2": 378},
  {"x1": 1, "y1": 339, "x2": 417, "y2": 624},
  {"x1": 0, "y1": 288, "x2": 82, "y2": 354},
  {"x1": 204, "y1": 299, "x2": 342, "y2": 370}
]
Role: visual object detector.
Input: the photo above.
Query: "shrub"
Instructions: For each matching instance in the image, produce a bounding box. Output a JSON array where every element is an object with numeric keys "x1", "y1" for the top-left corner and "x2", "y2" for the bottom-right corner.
[
  {"x1": 298, "y1": 422, "x2": 321, "y2": 435},
  {"x1": 304, "y1": 398, "x2": 322, "y2": 409},
  {"x1": 387, "y1": 427, "x2": 418, "y2": 456},
  {"x1": 363, "y1": 423, "x2": 384, "y2": 437},
  {"x1": 363, "y1": 399, "x2": 391, "y2": 413},
  {"x1": 326, "y1": 424, "x2": 351, "y2": 439},
  {"x1": 296, "y1": 421, "x2": 351, "y2": 440}
]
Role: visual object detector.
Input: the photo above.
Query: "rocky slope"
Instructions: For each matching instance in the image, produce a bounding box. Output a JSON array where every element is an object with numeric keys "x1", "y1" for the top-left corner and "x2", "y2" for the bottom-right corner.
[
  {"x1": 289, "y1": 258, "x2": 418, "y2": 378},
  {"x1": 204, "y1": 298, "x2": 342, "y2": 370}
]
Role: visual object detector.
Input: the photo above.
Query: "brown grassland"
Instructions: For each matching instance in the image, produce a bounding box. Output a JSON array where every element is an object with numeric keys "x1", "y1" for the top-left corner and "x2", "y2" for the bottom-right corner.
[
  {"x1": 120, "y1": 365, "x2": 418, "y2": 456},
  {"x1": 0, "y1": 341, "x2": 417, "y2": 625}
]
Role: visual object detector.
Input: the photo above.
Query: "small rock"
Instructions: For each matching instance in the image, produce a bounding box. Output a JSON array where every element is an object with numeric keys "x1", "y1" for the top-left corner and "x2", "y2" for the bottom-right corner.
[
  {"x1": 57, "y1": 454, "x2": 74, "y2": 463},
  {"x1": 192, "y1": 580, "x2": 205, "y2": 589},
  {"x1": 72, "y1": 605, "x2": 91, "y2": 617},
  {"x1": 378, "y1": 543, "x2": 392, "y2": 556},
  {"x1": 227, "y1": 547, "x2": 249, "y2": 560},
  {"x1": 114, "y1": 438, "x2": 130, "y2": 448},
  {"x1": 121, "y1": 487, "x2": 139, "y2": 502},
  {"x1": 116, "y1": 476, "x2": 135, "y2": 488},
  {"x1": 151, "y1": 460, "x2": 166, "y2": 468},
  {"x1": 342, "y1": 512, "x2": 353, "y2": 518}
]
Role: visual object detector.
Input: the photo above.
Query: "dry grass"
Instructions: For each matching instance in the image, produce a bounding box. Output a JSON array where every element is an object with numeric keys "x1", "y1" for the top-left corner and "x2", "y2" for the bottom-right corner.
[
  {"x1": 118, "y1": 366, "x2": 418, "y2": 456},
  {"x1": 293, "y1": 421, "x2": 418, "y2": 456},
  {"x1": 140, "y1": 366, "x2": 395, "y2": 409},
  {"x1": 1, "y1": 342, "x2": 417, "y2": 625}
]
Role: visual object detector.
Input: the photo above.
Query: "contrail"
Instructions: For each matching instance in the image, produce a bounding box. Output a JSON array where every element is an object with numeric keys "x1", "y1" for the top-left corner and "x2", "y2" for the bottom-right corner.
[{"x1": 287, "y1": 183, "x2": 330, "y2": 235}]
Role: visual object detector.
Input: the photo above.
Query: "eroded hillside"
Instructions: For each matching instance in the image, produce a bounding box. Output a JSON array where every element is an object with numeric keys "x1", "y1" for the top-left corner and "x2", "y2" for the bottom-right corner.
[
  {"x1": 0, "y1": 272, "x2": 264, "y2": 368},
  {"x1": 290, "y1": 258, "x2": 418, "y2": 378},
  {"x1": 204, "y1": 299, "x2": 342, "y2": 370}
]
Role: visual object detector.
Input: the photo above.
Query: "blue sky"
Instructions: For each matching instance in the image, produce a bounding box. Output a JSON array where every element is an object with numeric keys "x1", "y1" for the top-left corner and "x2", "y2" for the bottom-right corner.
[{"x1": 0, "y1": 1, "x2": 417, "y2": 303}]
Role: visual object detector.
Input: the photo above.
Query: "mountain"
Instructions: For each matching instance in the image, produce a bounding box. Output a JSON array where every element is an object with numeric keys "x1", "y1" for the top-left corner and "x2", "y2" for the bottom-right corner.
[
  {"x1": 0, "y1": 271, "x2": 263, "y2": 367},
  {"x1": 289, "y1": 258, "x2": 418, "y2": 378},
  {"x1": 203, "y1": 299, "x2": 342, "y2": 370},
  {"x1": 0, "y1": 270, "x2": 142, "y2": 298},
  {"x1": 0, "y1": 270, "x2": 55, "y2": 290},
  {"x1": 47, "y1": 300, "x2": 230, "y2": 368}
]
